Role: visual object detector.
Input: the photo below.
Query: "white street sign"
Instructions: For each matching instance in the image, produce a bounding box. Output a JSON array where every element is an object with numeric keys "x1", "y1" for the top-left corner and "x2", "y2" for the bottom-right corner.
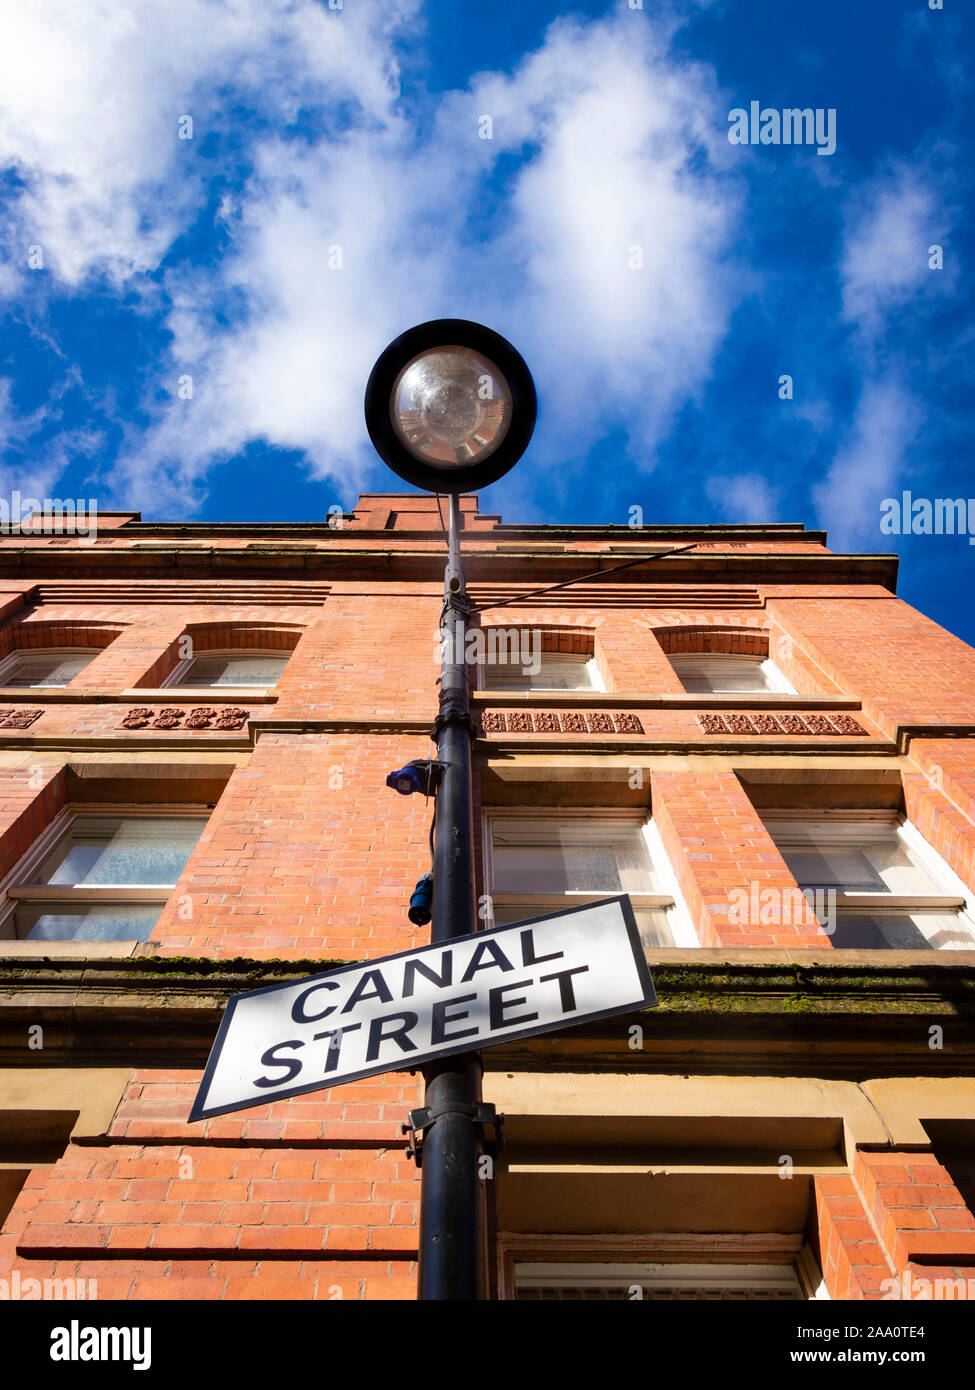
[{"x1": 190, "y1": 895, "x2": 656, "y2": 1121}]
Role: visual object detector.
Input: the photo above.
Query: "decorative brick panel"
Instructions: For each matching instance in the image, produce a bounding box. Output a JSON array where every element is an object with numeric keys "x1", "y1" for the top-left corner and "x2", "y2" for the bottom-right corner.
[
  {"x1": 831, "y1": 714, "x2": 868, "y2": 735},
  {"x1": 118, "y1": 706, "x2": 249, "y2": 731},
  {"x1": 477, "y1": 710, "x2": 644, "y2": 735},
  {"x1": 534, "y1": 711, "x2": 561, "y2": 732},
  {"x1": 696, "y1": 712, "x2": 868, "y2": 737},
  {"x1": 0, "y1": 707, "x2": 42, "y2": 728},
  {"x1": 778, "y1": 713, "x2": 811, "y2": 734},
  {"x1": 560, "y1": 712, "x2": 588, "y2": 733},
  {"x1": 613, "y1": 712, "x2": 644, "y2": 734},
  {"x1": 506, "y1": 712, "x2": 533, "y2": 733}
]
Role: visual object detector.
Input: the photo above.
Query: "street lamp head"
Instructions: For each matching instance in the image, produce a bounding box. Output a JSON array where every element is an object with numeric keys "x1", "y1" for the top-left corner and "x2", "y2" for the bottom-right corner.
[
  {"x1": 365, "y1": 319, "x2": 536, "y2": 493},
  {"x1": 390, "y1": 345, "x2": 512, "y2": 469}
]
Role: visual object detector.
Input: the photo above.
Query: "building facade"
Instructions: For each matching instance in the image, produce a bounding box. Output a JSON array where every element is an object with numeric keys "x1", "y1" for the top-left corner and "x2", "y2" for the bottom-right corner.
[{"x1": 0, "y1": 492, "x2": 974, "y2": 1301}]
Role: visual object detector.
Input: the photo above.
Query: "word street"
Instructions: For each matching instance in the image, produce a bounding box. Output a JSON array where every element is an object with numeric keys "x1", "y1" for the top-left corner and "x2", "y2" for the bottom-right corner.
[{"x1": 192, "y1": 897, "x2": 655, "y2": 1119}]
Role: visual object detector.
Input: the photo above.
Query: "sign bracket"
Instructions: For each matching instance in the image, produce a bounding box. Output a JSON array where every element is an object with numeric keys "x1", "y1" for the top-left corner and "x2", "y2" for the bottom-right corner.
[{"x1": 403, "y1": 1101, "x2": 503, "y2": 1169}]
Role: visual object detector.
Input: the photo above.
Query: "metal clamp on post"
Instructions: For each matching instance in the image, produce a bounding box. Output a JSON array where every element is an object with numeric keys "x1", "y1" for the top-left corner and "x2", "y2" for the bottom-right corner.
[
  {"x1": 430, "y1": 703, "x2": 477, "y2": 745},
  {"x1": 402, "y1": 1102, "x2": 503, "y2": 1169}
]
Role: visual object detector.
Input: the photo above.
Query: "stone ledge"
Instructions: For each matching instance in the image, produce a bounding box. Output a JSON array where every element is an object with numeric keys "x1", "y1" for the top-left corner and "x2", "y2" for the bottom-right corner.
[{"x1": 0, "y1": 952, "x2": 971, "y2": 1074}]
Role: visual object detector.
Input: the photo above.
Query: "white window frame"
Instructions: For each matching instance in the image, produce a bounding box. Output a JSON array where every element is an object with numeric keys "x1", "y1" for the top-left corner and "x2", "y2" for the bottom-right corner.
[
  {"x1": 513, "y1": 1259, "x2": 819, "y2": 1300},
  {"x1": 0, "y1": 647, "x2": 102, "y2": 689},
  {"x1": 481, "y1": 809, "x2": 697, "y2": 948},
  {"x1": 669, "y1": 653, "x2": 795, "y2": 695},
  {"x1": 763, "y1": 811, "x2": 975, "y2": 949},
  {"x1": 480, "y1": 650, "x2": 604, "y2": 693},
  {"x1": 162, "y1": 647, "x2": 288, "y2": 693},
  {"x1": 0, "y1": 805, "x2": 210, "y2": 943}
]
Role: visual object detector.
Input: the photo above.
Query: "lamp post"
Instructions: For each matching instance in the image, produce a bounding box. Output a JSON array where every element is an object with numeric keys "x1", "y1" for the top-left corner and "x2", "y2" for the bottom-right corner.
[{"x1": 365, "y1": 320, "x2": 536, "y2": 1299}]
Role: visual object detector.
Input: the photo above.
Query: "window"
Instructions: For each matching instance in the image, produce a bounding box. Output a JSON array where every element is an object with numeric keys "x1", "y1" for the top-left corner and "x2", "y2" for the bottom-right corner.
[
  {"x1": 764, "y1": 814, "x2": 975, "y2": 949},
  {"x1": 482, "y1": 650, "x2": 601, "y2": 692},
  {"x1": 0, "y1": 648, "x2": 101, "y2": 688},
  {"x1": 3, "y1": 812, "x2": 207, "y2": 942},
  {"x1": 670, "y1": 654, "x2": 794, "y2": 694},
  {"x1": 485, "y1": 816, "x2": 694, "y2": 948},
  {"x1": 164, "y1": 650, "x2": 288, "y2": 691},
  {"x1": 513, "y1": 1261, "x2": 810, "y2": 1300}
]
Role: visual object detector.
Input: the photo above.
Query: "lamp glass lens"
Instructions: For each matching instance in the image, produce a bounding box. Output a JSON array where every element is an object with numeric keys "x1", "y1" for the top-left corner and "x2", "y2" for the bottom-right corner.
[{"x1": 390, "y1": 345, "x2": 513, "y2": 468}]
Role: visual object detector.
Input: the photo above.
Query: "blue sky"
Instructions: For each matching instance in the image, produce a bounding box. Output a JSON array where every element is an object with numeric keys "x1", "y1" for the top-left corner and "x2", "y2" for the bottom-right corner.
[{"x1": 1, "y1": 0, "x2": 972, "y2": 639}]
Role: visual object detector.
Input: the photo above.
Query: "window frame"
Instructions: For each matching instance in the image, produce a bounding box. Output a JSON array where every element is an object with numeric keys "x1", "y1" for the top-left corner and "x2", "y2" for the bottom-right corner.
[
  {"x1": 513, "y1": 1260, "x2": 809, "y2": 1299},
  {"x1": 762, "y1": 810, "x2": 975, "y2": 949},
  {"x1": 0, "y1": 647, "x2": 103, "y2": 689},
  {"x1": 669, "y1": 652, "x2": 795, "y2": 695},
  {"x1": 481, "y1": 808, "x2": 698, "y2": 948},
  {"x1": 499, "y1": 1235, "x2": 828, "y2": 1300},
  {"x1": 161, "y1": 647, "x2": 289, "y2": 693},
  {"x1": 0, "y1": 804, "x2": 210, "y2": 943},
  {"x1": 479, "y1": 649, "x2": 604, "y2": 693}
]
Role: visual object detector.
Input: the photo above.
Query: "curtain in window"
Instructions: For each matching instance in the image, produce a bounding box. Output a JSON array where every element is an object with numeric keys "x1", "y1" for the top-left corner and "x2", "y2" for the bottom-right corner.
[
  {"x1": 491, "y1": 822, "x2": 655, "y2": 895},
  {"x1": 483, "y1": 653, "x2": 594, "y2": 691},
  {"x1": 5, "y1": 651, "x2": 98, "y2": 688},
  {"x1": 34, "y1": 817, "x2": 205, "y2": 887},
  {"x1": 179, "y1": 654, "x2": 287, "y2": 686},
  {"x1": 670, "y1": 656, "x2": 773, "y2": 694}
]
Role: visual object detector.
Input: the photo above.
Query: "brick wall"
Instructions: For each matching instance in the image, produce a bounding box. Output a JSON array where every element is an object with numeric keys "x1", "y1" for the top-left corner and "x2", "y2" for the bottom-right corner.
[
  {"x1": 813, "y1": 1152, "x2": 975, "y2": 1299},
  {"x1": 1, "y1": 497, "x2": 974, "y2": 1302},
  {"x1": 650, "y1": 770, "x2": 830, "y2": 948}
]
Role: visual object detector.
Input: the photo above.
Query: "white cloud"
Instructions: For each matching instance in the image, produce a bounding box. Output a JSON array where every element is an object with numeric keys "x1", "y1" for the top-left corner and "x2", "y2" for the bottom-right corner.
[
  {"x1": 0, "y1": 375, "x2": 103, "y2": 505},
  {"x1": 705, "y1": 472, "x2": 781, "y2": 523},
  {"x1": 0, "y1": 0, "x2": 413, "y2": 286},
  {"x1": 0, "y1": 5, "x2": 742, "y2": 512},
  {"x1": 812, "y1": 379, "x2": 922, "y2": 548},
  {"x1": 840, "y1": 164, "x2": 948, "y2": 334}
]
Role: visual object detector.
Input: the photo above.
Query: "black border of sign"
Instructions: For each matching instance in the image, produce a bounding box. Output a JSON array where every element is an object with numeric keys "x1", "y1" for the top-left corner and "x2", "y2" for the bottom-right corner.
[
  {"x1": 363, "y1": 318, "x2": 537, "y2": 493},
  {"x1": 190, "y1": 894, "x2": 655, "y2": 1121}
]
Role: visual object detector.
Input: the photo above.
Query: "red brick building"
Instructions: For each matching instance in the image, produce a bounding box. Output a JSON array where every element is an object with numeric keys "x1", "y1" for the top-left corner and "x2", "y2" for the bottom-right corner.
[{"x1": 1, "y1": 493, "x2": 974, "y2": 1301}]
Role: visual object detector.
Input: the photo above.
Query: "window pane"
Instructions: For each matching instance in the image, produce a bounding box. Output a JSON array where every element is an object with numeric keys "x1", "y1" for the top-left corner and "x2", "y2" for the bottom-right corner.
[
  {"x1": 633, "y1": 905, "x2": 673, "y2": 948},
  {"x1": 33, "y1": 816, "x2": 205, "y2": 887},
  {"x1": 671, "y1": 656, "x2": 773, "y2": 693},
  {"x1": 18, "y1": 903, "x2": 161, "y2": 942},
  {"x1": 483, "y1": 653, "x2": 594, "y2": 691},
  {"x1": 4, "y1": 651, "x2": 98, "y2": 688},
  {"x1": 490, "y1": 901, "x2": 672, "y2": 946},
  {"x1": 178, "y1": 654, "x2": 287, "y2": 687},
  {"x1": 830, "y1": 913, "x2": 975, "y2": 951},
  {"x1": 514, "y1": 1262, "x2": 805, "y2": 1300},
  {"x1": 491, "y1": 822, "x2": 655, "y2": 894},
  {"x1": 764, "y1": 820, "x2": 945, "y2": 894}
]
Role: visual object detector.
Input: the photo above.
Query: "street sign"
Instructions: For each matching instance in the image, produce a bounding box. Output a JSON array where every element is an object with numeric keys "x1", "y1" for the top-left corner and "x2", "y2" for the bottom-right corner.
[{"x1": 190, "y1": 895, "x2": 656, "y2": 1121}]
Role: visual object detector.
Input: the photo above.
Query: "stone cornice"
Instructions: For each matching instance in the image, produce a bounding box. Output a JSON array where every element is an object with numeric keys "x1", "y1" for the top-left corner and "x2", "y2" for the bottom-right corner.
[
  {"x1": 0, "y1": 547, "x2": 900, "y2": 592},
  {"x1": 0, "y1": 953, "x2": 972, "y2": 1075}
]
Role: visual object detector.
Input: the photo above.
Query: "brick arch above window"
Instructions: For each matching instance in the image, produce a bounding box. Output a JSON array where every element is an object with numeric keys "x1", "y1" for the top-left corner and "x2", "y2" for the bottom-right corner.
[
  {"x1": 475, "y1": 623, "x2": 597, "y2": 658},
  {"x1": 180, "y1": 623, "x2": 305, "y2": 654},
  {"x1": 142, "y1": 623, "x2": 305, "y2": 690},
  {"x1": 476, "y1": 622, "x2": 603, "y2": 691},
  {"x1": 0, "y1": 620, "x2": 123, "y2": 660},
  {"x1": 653, "y1": 624, "x2": 770, "y2": 658}
]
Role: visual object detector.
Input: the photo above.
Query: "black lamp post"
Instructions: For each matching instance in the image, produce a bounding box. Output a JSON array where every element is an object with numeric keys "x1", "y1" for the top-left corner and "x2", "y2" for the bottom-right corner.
[{"x1": 365, "y1": 320, "x2": 536, "y2": 1300}]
